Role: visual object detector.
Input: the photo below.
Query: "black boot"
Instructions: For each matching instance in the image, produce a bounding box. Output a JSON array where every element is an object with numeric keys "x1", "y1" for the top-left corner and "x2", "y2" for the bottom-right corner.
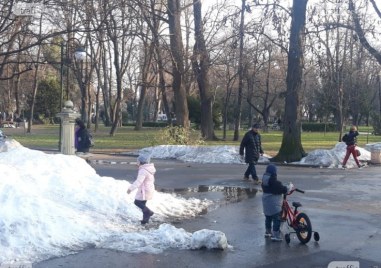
[{"x1": 141, "y1": 208, "x2": 154, "y2": 225}]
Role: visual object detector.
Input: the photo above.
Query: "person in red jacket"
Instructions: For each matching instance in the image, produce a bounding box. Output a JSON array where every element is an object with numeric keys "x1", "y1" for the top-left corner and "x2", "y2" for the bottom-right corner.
[
  {"x1": 341, "y1": 125, "x2": 363, "y2": 169},
  {"x1": 127, "y1": 154, "x2": 156, "y2": 224}
]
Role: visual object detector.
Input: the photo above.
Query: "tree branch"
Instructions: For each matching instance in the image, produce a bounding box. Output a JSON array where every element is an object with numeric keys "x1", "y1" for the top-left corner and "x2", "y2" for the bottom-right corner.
[{"x1": 348, "y1": 0, "x2": 381, "y2": 65}]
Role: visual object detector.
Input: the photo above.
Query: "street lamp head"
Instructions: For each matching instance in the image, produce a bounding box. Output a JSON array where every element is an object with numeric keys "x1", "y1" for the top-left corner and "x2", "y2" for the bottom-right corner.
[
  {"x1": 64, "y1": 100, "x2": 74, "y2": 109},
  {"x1": 74, "y1": 47, "x2": 86, "y2": 61}
]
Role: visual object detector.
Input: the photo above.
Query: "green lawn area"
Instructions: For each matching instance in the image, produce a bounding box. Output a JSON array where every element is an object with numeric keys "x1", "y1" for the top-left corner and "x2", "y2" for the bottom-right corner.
[{"x1": 2, "y1": 124, "x2": 380, "y2": 156}]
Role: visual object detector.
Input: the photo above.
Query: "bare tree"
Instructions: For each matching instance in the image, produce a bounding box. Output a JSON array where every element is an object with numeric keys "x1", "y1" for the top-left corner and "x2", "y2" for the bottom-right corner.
[
  {"x1": 135, "y1": 41, "x2": 155, "y2": 130},
  {"x1": 104, "y1": 0, "x2": 137, "y2": 135},
  {"x1": 272, "y1": 0, "x2": 308, "y2": 162},
  {"x1": 133, "y1": 0, "x2": 173, "y2": 126},
  {"x1": 147, "y1": 0, "x2": 172, "y2": 124},
  {"x1": 191, "y1": 0, "x2": 217, "y2": 140},
  {"x1": 349, "y1": 0, "x2": 381, "y2": 65},
  {"x1": 212, "y1": 43, "x2": 238, "y2": 140},
  {"x1": 233, "y1": 0, "x2": 246, "y2": 141},
  {"x1": 167, "y1": 0, "x2": 189, "y2": 127},
  {"x1": 349, "y1": 0, "x2": 381, "y2": 121},
  {"x1": 243, "y1": 37, "x2": 285, "y2": 132}
]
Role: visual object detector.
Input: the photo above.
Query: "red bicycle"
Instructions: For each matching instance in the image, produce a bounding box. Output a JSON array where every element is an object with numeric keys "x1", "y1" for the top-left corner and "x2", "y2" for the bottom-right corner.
[{"x1": 281, "y1": 186, "x2": 320, "y2": 244}]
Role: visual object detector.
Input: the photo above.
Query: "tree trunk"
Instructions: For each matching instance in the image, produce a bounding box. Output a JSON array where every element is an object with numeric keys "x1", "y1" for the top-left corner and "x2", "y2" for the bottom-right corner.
[
  {"x1": 110, "y1": 64, "x2": 122, "y2": 136},
  {"x1": 102, "y1": 44, "x2": 111, "y2": 126},
  {"x1": 167, "y1": 0, "x2": 189, "y2": 128},
  {"x1": 135, "y1": 41, "x2": 154, "y2": 131},
  {"x1": 152, "y1": 30, "x2": 171, "y2": 125},
  {"x1": 233, "y1": 0, "x2": 246, "y2": 141},
  {"x1": 192, "y1": 0, "x2": 217, "y2": 140},
  {"x1": 272, "y1": 0, "x2": 308, "y2": 163},
  {"x1": 109, "y1": 39, "x2": 122, "y2": 136},
  {"x1": 27, "y1": 16, "x2": 44, "y2": 133}
]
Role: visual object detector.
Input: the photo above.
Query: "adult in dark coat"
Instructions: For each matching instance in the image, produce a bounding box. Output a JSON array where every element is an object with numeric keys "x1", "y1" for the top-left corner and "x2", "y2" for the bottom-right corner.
[
  {"x1": 239, "y1": 123, "x2": 264, "y2": 183},
  {"x1": 75, "y1": 119, "x2": 90, "y2": 153}
]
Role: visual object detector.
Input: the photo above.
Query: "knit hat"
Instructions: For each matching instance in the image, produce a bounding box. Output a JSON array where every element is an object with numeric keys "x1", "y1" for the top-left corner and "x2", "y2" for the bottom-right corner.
[
  {"x1": 252, "y1": 123, "x2": 260, "y2": 129},
  {"x1": 137, "y1": 154, "x2": 151, "y2": 164},
  {"x1": 265, "y1": 164, "x2": 277, "y2": 176}
]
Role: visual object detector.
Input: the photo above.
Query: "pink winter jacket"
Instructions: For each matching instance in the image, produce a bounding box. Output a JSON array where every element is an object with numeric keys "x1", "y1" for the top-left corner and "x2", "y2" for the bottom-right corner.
[{"x1": 128, "y1": 163, "x2": 156, "y2": 201}]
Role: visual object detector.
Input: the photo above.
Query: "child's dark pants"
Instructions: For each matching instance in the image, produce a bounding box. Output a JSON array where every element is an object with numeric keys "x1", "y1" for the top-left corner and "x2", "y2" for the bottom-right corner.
[
  {"x1": 134, "y1": 200, "x2": 154, "y2": 224},
  {"x1": 265, "y1": 212, "x2": 282, "y2": 232}
]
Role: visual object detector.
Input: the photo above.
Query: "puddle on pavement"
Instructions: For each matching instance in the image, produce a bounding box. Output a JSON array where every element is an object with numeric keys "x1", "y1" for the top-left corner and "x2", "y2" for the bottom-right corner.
[{"x1": 158, "y1": 185, "x2": 258, "y2": 204}]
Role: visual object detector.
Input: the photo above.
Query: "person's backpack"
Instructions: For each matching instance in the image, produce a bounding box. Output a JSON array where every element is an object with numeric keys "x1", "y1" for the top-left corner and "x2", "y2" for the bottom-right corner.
[
  {"x1": 87, "y1": 133, "x2": 94, "y2": 147},
  {"x1": 342, "y1": 133, "x2": 349, "y2": 143}
]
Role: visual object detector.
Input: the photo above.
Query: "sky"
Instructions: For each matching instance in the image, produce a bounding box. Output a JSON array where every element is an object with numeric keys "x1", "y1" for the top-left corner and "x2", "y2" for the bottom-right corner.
[{"x1": 0, "y1": 137, "x2": 378, "y2": 264}]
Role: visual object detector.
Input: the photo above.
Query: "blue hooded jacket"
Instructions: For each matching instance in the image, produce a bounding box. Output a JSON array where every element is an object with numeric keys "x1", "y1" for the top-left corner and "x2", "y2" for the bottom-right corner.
[{"x1": 261, "y1": 164, "x2": 287, "y2": 216}]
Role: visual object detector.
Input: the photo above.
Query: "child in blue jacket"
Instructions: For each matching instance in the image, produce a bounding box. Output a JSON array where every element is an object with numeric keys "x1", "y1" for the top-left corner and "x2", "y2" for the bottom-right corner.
[{"x1": 261, "y1": 164, "x2": 292, "y2": 242}]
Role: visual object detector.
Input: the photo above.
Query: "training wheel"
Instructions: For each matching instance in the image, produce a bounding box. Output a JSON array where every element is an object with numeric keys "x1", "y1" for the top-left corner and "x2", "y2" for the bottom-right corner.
[
  {"x1": 285, "y1": 233, "x2": 291, "y2": 244},
  {"x1": 313, "y1": 232, "x2": 320, "y2": 242}
]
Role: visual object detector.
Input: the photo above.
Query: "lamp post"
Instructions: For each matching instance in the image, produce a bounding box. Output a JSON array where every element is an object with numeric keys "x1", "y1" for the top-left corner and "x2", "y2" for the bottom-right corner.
[
  {"x1": 74, "y1": 47, "x2": 86, "y2": 61},
  {"x1": 58, "y1": 42, "x2": 64, "y2": 151},
  {"x1": 57, "y1": 100, "x2": 78, "y2": 154},
  {"x1": 73, "y1": 47, "x2": 87, "y2": 123},
  {"x1": 57, "y1": 41, "x2": 83, "y2": 154},
  {"x1": 379, "y1": 71, "x2": 381, "y2": 115}
]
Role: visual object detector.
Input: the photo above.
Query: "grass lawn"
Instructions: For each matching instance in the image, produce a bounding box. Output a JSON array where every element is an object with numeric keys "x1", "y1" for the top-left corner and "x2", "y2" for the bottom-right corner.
[{"x1": 2, "y1": 124, "x2": 380, "y2": 156}]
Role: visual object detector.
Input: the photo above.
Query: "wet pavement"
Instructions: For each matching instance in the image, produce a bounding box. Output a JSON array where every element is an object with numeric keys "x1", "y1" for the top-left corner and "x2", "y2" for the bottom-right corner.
[{"x1": 34, "y1": 153, "x2": 381, "y2": 268}]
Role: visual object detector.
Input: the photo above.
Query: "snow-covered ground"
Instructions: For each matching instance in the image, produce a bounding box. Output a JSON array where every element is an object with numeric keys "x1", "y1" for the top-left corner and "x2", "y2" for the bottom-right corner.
[
  {"x1": 0, "y1": 138, "x2": 378, "y2": 264},
  {"x1": 139, "y1": 142, "x2": 374, "y2": 169},
  {"x1": 0, "y1": 139, "x2": 228, "y2": 264}
]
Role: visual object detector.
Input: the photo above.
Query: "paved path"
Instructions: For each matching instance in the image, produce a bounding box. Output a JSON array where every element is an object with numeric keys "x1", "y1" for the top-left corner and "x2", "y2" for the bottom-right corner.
[{"x1": 35, "y1": 154, "x2": 381, "y2": 268}]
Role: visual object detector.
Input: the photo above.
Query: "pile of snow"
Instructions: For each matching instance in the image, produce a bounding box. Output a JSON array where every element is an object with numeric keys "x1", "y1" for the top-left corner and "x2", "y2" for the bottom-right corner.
[
  {"x1": 0, "y1": 139, "x2": 228, "y2": 264},
  {"x1": 139, "y1": 145, "x2": 270, "y2": 164},
  {"x1": 138, "y1": 142, "x2": 371, "y2": 168},
  {"x1": 299, "y1": 142, "x2": 370, "y2": 168},
  {"x1": 365, "y1": 143, "x2": 381, "y2": 152},
  {"x1": 191, "y1": 229, "x2": 228, "y2": 250}
]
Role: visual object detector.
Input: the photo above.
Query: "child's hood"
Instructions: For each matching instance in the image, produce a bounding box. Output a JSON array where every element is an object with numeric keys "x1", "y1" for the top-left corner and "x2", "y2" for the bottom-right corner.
[
  {"x1": 265, "y1": 164, "x2": 277, "y2": 176},
  {"x1": 262, "y1": 173, "x2": 271, "y2": 186},
  {"x1": 139, "y1": 163, "x2": 156, "y2": 175}
]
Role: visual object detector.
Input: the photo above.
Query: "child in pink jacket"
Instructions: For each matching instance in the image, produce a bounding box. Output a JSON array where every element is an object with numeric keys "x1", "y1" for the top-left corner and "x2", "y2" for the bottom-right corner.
[{"x1": 127, "y1": 154, "x2": 156, "y2": 224}]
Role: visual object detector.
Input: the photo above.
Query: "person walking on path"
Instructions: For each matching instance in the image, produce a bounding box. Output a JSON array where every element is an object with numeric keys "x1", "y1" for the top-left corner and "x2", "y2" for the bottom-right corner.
[
  {"x1": 239, "y1": 123, "x2": 264, "y2": 184},
  {"x1": 341, "y1": 125, "x2": 363, "y2": 169},
  {"x1": 75, "y1": 119, "x2": 91, "y2": 153},
  {"x1": 127, "y1": 154, "x2": 156, "y2": 225},
  {"x1": 261, "y1": 164, "x2": 292, "y2": 242}
]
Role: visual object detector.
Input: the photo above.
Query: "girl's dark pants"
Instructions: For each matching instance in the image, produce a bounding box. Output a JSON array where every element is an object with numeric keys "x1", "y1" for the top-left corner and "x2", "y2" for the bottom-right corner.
[{"x1": 134, "y1": 200, "x2": 153, "y2": 223}]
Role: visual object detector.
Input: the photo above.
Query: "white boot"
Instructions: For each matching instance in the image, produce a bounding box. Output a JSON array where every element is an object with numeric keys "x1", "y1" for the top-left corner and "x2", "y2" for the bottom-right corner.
[{"x1": 271, "y1": 231, "x2": 283, "y2": 242}]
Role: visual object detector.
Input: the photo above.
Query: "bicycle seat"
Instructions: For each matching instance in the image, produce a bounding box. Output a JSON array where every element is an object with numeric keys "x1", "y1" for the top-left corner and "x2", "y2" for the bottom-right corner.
[{"x1": 292, "y1": 202, "x2": 302, "y2": 208}]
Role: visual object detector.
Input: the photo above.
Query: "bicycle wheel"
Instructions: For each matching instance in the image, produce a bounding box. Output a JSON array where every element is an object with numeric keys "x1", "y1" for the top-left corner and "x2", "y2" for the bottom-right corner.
[
  {"x1": 284, "y1": 233, "x2": 291, "y2": 244},
  {"x1": 295, "y1": 212, "x2": 312, "y2": 244},
  {"x1": 314, "y1": 231, "x2": 320, "y2": 242}
]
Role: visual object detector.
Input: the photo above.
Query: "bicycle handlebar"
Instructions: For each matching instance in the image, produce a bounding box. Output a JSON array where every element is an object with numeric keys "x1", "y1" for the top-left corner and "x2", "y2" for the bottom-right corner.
[{"x1": 295, "y1": 188, "x2": 305, "y2": 194}]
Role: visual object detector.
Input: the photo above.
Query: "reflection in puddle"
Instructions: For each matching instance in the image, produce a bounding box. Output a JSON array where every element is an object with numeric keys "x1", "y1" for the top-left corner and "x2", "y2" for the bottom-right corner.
[
  {"x1": 158, "y1": 186, "x2": 258, "y2": 223},
  {"x1": 158, "y1": 185, "x2": 258, "y2": 203}
]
